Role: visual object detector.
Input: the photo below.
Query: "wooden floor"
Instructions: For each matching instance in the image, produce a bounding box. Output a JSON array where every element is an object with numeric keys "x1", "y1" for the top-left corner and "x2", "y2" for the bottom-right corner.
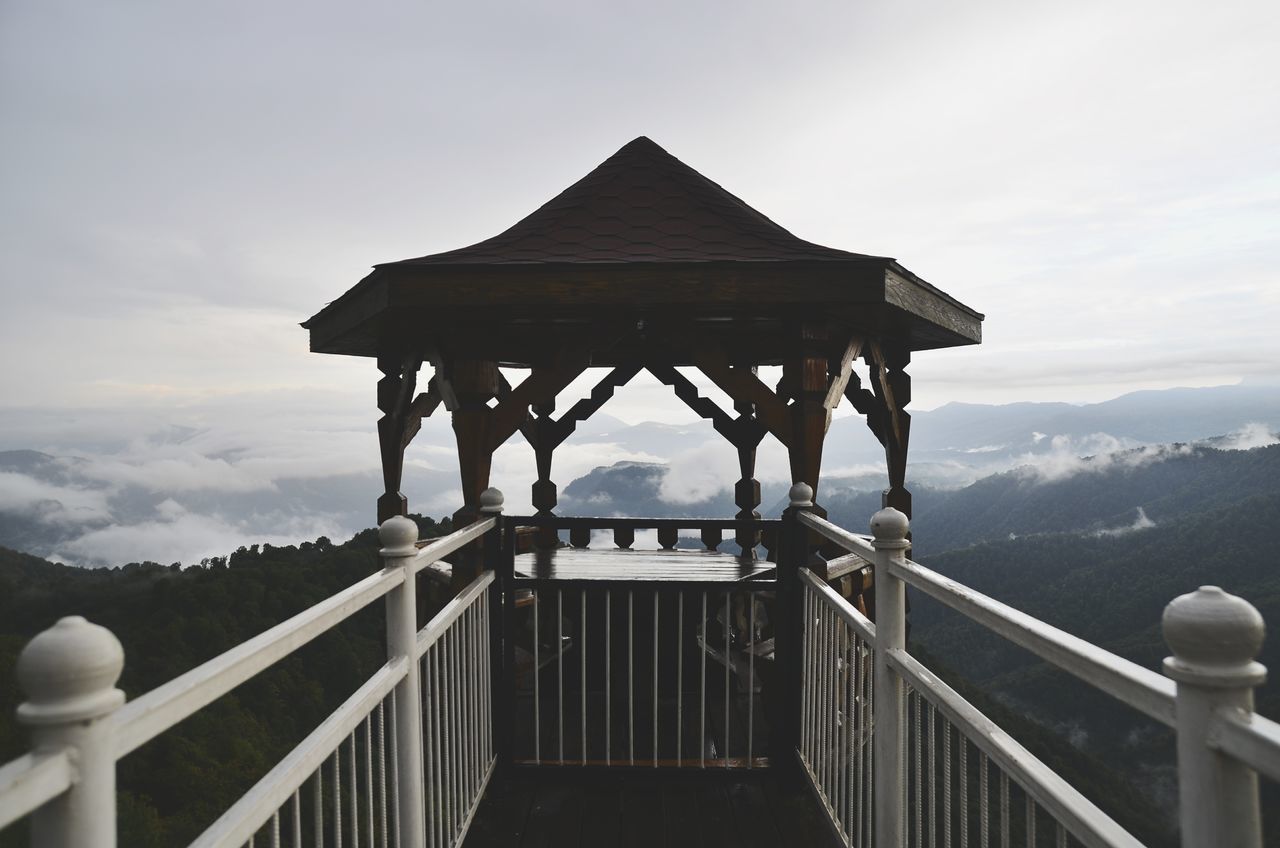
[{"x1": 462, "y1": 768, "x2": 840, "y2": 848}]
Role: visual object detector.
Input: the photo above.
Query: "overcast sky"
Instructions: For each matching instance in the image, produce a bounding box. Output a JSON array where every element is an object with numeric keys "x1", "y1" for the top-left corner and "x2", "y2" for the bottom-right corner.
[{"x1": 1, "y1": 0, "x2": 1278, "y2": 561}]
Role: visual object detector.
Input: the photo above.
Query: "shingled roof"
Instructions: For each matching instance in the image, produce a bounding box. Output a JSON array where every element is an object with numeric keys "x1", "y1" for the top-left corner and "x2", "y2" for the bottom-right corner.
[
  {"x1": 388, "y1": 136, "x2": 883, "y2": 266},
  {"x1": 304, "y1": 137, "x2": 982, "y2": 362}
]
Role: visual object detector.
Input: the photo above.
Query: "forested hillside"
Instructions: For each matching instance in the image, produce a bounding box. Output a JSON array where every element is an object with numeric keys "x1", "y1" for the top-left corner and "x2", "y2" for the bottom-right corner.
[{"x1": 0, "y1": 516, "x2": 451, "y2": 847}]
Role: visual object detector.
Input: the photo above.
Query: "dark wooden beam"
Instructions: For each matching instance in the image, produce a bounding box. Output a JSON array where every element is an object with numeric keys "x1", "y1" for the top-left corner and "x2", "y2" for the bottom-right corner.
[{"x1": 376, "y1": 353, "x2": 423, "y2": 524}]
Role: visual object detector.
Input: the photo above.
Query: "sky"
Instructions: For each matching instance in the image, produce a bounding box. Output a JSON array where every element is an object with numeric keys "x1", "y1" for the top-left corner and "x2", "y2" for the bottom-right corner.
[{"x1": 1, "y1": 0, "x2": 1278, "y2": 564}]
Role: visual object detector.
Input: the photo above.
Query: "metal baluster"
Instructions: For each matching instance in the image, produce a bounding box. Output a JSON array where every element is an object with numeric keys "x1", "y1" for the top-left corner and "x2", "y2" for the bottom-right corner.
[
  {"x1": 677, "y1": 590, "x2": 684, "y2": 765},
  {"x1": 432, "y1": 650, "x2": 443, "y2": 848},
  {"x1": 916, "y1": 691, "x2": 923, "y2": 848},
  {"x1": 558, "y1": 589, "x2": 565, "y2": 766},
  {"x1": 390, "y1": 688, "x2": 400, "y2": 848},
  {"x1": 701, "y1": 590, "x2": 707, "y2": 768},
  {"x1": 272, "y1": 810, "x2": 281, "y2": 848},
  {"x1": 455, "y1": 630, "x2": 465, "y2": 845},
  {"x1": 443, "y1": 634, "x2": 453, "y2": 843},
  {"x1": 979, "y1": 751, "x2": 989, "y2": 848},
  {"x1": 818, "y1": 603, "x2": 828, "y2": 799},
  {"x1": 943, "y1": 720, "x2": 951, "y2": 848},
  {"x1": 334, "y1": 750, "x2": 342, "y2": 848},
  {"x1": 1055, "y1": 823, "x2": 1066, "y2": 848},
  {"x1": 378, "y1": 702, "x2": 388, "y2": 848},
  {"x1": 866, "y1": 640, "x2": 875, "y2": 848},
  {"x1": 316, "y1": 765, "x2": 325, "y2": 848},
  {"x1": 464, "y1": 607, "x2": 474, "y2": 812},
  {"x1": 1027, "y1": 796, "x2": 1036, "y2": 848},
  {"x1": 856, "y1": 634, "x2": 864, "y2": 848},
  {"x1": 723, "y1": 592, "x2": 730, "y2": 768},
  {"x1": 605, "y1": 589, "x2": 611, "y2": 766},
  {"x1": 748, "y1": 592, "x2": 755, "y2": 769},
  {"x1": 629, "y1": 589, "x2": 635, "y2": 765},
  {"x1": 653, "y1": 590, "x2": 660, "y2": 767},
  {"x1": 805, "y1": 586, "x2": 814, "y2": 770},
  {"x1": 846, "y1": 626, "x2": 854, "y2": 839},
  {"x1": 348, "y1": 734, "x2": 358, "y2": 847},
  {"x1": 959, "y1": 738, "x2": 967, "y2": 848},
  {"x1": 365, "y1": 717, "x2": 375, "y2": 848},
  {"x1": 582, "y1": 590, "x2": 588, "y2": 765},
  {"x1": 292, "y1": 789, "x2": 303, "y2": 848},
  {"x1": 533, "y1": 590, "x2": 540, "y2": 763},
  {"x1": 929, "y1": 702, "x2": 937, "y2": 848},
  {"x1": 799, "y1": 586, "x2": 809, "y2": 767},
  {"x1": 999, "y1": 772, "x2": 1009, "y2": 848}
]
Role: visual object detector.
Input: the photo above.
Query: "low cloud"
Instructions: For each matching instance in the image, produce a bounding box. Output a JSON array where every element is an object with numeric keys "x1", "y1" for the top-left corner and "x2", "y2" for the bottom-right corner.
[
  {"x1": 0, "y1": 471, "x2": 113, "y2": 524},
  {"x1": 50, "y1": 499, "x2": 343, "y2": 568},
  {"x1": 1094, "y1": 507, "x2": 1156, "y2": 537},
  {"x1": 1218, "y1": 422, "x2": 1278, "y2": 451},
  {"x1": 1012, "y1": 434, "x2": 1194, "y2": 483}
]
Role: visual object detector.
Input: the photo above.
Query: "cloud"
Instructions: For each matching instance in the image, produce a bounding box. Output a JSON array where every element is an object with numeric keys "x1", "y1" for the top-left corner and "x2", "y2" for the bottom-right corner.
[
  {"x1": 1012, "y1": 435, "x2": 1193, "y2": 483},
  {"x1": 658, "y1": 440, "x2": 738, "y2": 504},
  {"x1": 0, "y1": 472, "x2": 113, "y2": 524},
  {"x1": 50, "y1": 499, "x2": 343, "y2": 568},
  {"x1": 1218, "y1": 422, "x2": 1279, "y2": 451},
  {"x1": 1094, "y1": 507, "x2": 1156, "y2": 537}
]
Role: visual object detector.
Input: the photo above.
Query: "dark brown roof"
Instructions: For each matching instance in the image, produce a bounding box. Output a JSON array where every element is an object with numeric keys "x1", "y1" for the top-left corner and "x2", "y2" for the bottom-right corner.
[
  {"x1": 385, "y1": 136, "x2": 885, "y2": 266},
  {"x1": 303, "y1": 137, "x2": 983, "y2": 361}
]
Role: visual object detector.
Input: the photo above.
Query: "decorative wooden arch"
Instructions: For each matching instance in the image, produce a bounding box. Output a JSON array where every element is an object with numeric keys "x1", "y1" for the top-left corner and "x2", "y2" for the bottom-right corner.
[{"x1": 304, "y1": 137, "x2": 982, "y2": 548}]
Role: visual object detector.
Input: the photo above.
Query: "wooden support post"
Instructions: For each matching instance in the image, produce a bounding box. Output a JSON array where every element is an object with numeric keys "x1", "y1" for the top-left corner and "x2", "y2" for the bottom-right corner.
[
  {"x1": 733, "y1": 396, "x2": 763, "y2": 553},
  {"x1": 377, "y1": 354, "x2": 422, "y2": 524},
  {"x1": 875, "y1": 343, "x2": 913, "y2": 518},
  {"x1": 784, "y1": 324, "x2": 830, "y2": 502},
  {"x1": 449, "y1": 358, "x2": 499, "y2": 585}
]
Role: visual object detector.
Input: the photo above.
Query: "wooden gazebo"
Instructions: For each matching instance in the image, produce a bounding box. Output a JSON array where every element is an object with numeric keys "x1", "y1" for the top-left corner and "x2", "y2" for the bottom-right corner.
[{"x1": 303, "y1": 137, "x2": 982, "y2": 548}]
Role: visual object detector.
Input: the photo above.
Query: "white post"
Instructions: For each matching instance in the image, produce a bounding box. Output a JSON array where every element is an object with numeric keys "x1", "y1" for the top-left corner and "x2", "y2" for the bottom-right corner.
[
  {"x1": 1163, "y1": 585, "x2": 1266, "y2": 848},
  {"x1": 871, "y1": 507, "x2": 909, "y2": 848},
  {"x1": 17, "y1": 616, "x2": 125, "y2": 848},
  {"x1": 381, "y1": 516, "x2": 425, "y2": 848}
]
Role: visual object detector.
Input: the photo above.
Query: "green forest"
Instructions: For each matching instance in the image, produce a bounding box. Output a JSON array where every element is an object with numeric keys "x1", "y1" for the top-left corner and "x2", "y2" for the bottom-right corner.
[{"x1": 0, "y1": 517, "x2": 452, "y2": 847}]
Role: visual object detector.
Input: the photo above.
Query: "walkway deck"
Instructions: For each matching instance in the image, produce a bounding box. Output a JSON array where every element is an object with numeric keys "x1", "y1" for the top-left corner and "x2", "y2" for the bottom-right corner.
[{"x1": 462, "y1": 768, "x2": 840, "y2": 848}]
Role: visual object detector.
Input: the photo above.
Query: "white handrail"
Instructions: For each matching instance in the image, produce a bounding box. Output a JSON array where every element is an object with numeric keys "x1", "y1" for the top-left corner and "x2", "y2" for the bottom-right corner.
[
  {"x1": 410, "y1": 517, "x2": 495, "y2": 576},
  {"x1": 0, "y1": 751, "x2": 74, "y2": 830},
  {"x1": 113, "y1": 567, "x2": 403, "y2": 758},
  {"x1": 887, "y1": 556, "x2": 1178, "y2": 727},
  {"x1": 188, "y1": 657, "x2": 408, "y2": 848},
  {"x1": 796, "y1": 511, "x2": 877, "y2": 560},
  {"x1": 889, "y1": 648, "x2": 1146, "y2": 848},
  {"x1": 1208, "y1": 706, "x2": 1280, "y2": 781},
  {"x1": 799, "y1": 567, "x2": 876, "y2": 643}
]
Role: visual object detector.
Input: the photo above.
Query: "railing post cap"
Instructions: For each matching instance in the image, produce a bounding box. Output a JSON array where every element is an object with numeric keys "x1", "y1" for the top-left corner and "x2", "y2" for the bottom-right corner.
[
  {"x1": 17, "y1": 616, "x2": 125, "y2": 726},
  {"x1": 870, "y1": 507, "x2": 910, "y2": 547},
  {"x1": 788, "y1": 482, "x2": 814, "y2": 508},
  {"x1": 1162, "y1": 585, "x2": 1266, "y2": 688},
  {"x1": 479, "y1": 487, "x2": 505, "y2": 514},
  {"x1": 379, "y1": 514, "x2": 419, "y2": 556}
]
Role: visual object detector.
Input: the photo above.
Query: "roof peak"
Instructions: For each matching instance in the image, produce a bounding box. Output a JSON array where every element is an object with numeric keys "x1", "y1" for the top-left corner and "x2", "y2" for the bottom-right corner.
[{"x1": 386, "y1": 135, "x2": 879, "y2": 267}]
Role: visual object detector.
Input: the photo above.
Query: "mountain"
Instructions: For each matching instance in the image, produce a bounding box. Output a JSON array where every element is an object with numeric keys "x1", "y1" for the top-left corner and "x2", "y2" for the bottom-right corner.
[{"x1": 2, "y1": 382, "x2": 1278, "y2": 568}]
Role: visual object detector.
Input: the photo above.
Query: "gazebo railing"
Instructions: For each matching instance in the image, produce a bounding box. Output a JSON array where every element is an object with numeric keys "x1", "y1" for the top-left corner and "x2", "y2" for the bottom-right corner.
[
  {"x1": 498, "y1": 515, "x2": 782, "y2": 769},
  {"x1": 793, "y1": 487, "x2": 1276, "y2": 848}
]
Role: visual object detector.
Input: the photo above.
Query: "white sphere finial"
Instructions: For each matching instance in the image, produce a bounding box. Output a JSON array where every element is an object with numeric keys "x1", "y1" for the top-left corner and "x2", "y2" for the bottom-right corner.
[
  {"x1": 870, "y1": 508, "x2": 910, "y2": 549},
  {"x1": 479, "y1": 487, "x2": 505, "y2": 514},
  {"x1": 379, "y1": 515, "x2": 419, "y2": 556},
  {"x1": 17, "y1": 616, "x2": 125, "y2": 725},
  {"x1": 788, "y1": 482, "x2": 814, "y2": 508},
  {"x1": 1163, "y1": 586, "x2": 1266, "y2": 687}
]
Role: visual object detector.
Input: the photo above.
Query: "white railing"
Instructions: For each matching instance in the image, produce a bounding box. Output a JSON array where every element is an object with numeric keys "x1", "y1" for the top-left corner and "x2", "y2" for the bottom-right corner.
[
  {"x1": 512, "y1": 584, "x2": 769, "y2": 768},
  {"x1": 798, "y1": 569, "x2": 875, "y2": 846},
  {"x1": 791, "y1": 482, "x2": 1276, "y2": 848},
  {"x1": 0, "y1": 488, "x2": 505, "y2": 848}
]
